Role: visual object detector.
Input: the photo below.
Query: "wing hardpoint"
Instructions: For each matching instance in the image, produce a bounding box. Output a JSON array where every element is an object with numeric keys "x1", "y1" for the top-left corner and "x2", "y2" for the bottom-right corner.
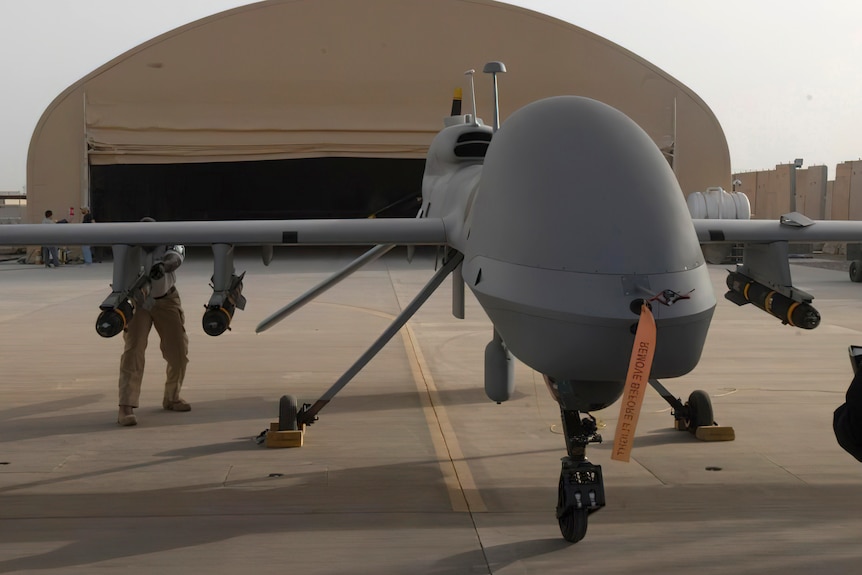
[{"x1": 0, "y1": 218, "x2": 448, "y2": 247}]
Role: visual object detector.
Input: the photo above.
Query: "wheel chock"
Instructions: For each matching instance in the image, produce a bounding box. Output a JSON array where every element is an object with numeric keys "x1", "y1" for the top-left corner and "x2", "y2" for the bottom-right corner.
[
  {"x1": 694, "y1": 425, "x2": 735, "y2": 442},
  {"x1": 265, "y1": 422, "x2": 305, "y2": 448}
]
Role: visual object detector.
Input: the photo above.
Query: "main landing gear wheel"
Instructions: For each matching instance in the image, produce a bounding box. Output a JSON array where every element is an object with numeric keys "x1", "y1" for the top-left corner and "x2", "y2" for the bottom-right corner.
[
  {"x1": 278, "y1": 394, "x2": 299, "y2": 431},
  {"x1": 683, "y1": 389, "x2": 713, "y2": 432},
  {"x1": 850, "y1": 260, "x2": 862, "y2": 283},
  {"x1": 557, "y1": 475, "x2": 589, "y2": 543}
]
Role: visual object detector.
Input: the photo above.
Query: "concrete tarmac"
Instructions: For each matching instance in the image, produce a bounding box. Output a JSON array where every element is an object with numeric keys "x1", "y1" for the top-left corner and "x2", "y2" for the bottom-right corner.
[{"x1": 1, "y1": 248, "x2": 861, "y2": 574}]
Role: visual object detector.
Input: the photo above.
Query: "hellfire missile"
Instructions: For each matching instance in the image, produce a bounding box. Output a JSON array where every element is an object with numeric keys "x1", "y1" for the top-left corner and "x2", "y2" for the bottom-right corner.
[
  {"x1": 725, "y1": 271, "x2": 820, "y2": 329},
  {"x1": 202, "y1": 272, "x2": 246, "y2": 336},
  {"x1": 95, "y1": 271, "x2": 152, "y2": 338}
]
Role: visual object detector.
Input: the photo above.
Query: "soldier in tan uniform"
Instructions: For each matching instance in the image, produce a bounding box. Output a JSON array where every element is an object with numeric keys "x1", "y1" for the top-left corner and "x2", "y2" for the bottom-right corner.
[{"x1": 117, "y1": 223, "x2": 190, "y2": 426}]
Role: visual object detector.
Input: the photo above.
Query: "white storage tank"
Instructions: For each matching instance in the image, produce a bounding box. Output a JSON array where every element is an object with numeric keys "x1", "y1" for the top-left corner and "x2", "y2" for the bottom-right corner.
[
  {"x1": 687, "y1": 186, "x2": 750, "y2": 220},
  {"x1": 687, "y1": 186, "x2": 750, "y2": 264}
]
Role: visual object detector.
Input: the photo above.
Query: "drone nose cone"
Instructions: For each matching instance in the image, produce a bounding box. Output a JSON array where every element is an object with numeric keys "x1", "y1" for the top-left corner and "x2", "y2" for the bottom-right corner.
[
  {"x1": 465, "y1": 96, "x2": 701, "y2": 275},
  {"x1": 459, "y1": 97, "x2": 715, "y2": 381}
]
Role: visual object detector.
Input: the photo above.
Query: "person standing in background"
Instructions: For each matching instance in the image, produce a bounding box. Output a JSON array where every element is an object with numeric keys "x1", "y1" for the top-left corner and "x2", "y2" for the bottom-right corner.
[
  {"x1": 41, "y1": 210, "x2": 60, "y2": 268},
  {"x1": 80, "y1": 206, "x2": 93, "y2": 265}
]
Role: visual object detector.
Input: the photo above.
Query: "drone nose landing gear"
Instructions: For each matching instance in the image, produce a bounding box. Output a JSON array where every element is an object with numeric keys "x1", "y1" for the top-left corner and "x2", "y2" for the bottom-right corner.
[{"x1": 556, "y1": 409, "x2": 606, "y2": 543}]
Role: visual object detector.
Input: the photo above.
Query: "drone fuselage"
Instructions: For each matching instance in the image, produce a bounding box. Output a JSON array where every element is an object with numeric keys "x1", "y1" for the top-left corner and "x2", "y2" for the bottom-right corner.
[{"x1": 422, "y1": 97, "x2": 715, "y2": 401}]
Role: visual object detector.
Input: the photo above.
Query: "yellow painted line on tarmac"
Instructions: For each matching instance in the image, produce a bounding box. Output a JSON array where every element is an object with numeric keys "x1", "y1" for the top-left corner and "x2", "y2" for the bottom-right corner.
[
  {"x1": 400, "y1": 323, "x2": 487, "y2": 513},
  {"x1": 311, "y1": 301, "x2": 485, "y2": 512}
]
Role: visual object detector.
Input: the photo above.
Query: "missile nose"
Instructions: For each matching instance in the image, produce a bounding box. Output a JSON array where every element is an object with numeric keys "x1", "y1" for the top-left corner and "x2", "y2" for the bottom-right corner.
[
  {"x1": 95, "y1": 300, "x2": 133, "y2": 338},
  {"x1": 95, "y1": 311, "x2": 125, "y2": 338},
  {"x1": 202, "y1": 307, "x2": 232, "y2": 336}
]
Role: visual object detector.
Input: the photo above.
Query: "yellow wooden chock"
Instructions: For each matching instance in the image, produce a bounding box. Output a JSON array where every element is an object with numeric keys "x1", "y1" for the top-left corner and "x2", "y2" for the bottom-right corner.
[
  {"x1": 695, "y1": 425, "x2": 735, "y2": 442},
  {"x1": 265, "y1": 422, "x2": 305, "y2": 448}
]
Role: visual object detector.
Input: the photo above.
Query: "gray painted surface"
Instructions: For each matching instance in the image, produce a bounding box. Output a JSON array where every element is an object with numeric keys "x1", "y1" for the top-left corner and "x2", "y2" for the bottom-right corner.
[
  {"x1": 463, "y1": 97, "x2": 715, "y2": 381},
  {"x1": 466, "y1": 97, "x2": 703, "y2": 275},
  {"x1": 694, "y1": 216, "x2": 862, "y2": 243},
  {"x1": 0, "y1": 218, "x2": 448, "y2": 247}
]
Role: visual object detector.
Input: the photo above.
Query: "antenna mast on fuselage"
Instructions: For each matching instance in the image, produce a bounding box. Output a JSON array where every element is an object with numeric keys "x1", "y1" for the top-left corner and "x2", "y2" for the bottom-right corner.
[
  {"x1": 464, "y1": 69, "x2": 478, "y2": 126},
  {"x1": 482, "y1": 61, "x2": 507, "y2": 132}
]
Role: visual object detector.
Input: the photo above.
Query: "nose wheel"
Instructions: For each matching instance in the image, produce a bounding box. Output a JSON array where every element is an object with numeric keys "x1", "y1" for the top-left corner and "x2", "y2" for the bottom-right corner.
[
  {"x1": 557, "y1": 474, "x2": 587, "y2": 542},
  {"x1": 556, "y1": 409, "x2": 606, "y2": 543},
  {"x1": 557, "y1": 456, "x2": 604, "y2": 543}
]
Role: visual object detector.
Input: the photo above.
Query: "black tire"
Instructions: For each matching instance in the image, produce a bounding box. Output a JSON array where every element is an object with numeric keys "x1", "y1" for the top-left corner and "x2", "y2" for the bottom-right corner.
[
  {"x1": 684, "y1": 390, "x2": 714, "y2": 432},
  {"x1": 850, "y1": 261, "x2": 862, "y2": 283},
  {"x1": 278, "y1": 395, "x2": 299, "y2": 431},
  {"x1": 557, "y1": 476, "x2": 588, "y2": 543}
]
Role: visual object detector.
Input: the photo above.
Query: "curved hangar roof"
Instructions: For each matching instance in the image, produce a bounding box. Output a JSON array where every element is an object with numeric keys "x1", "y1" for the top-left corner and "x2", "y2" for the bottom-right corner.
[{"x1": 28, "y1": 0, "x2": 730, "y2": 211}]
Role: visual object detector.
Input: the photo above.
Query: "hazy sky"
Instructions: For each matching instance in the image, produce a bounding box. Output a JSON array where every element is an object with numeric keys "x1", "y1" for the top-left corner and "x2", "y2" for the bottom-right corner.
[{"x1": 1, "y1": 0, "x2": 860, "y2": 191}]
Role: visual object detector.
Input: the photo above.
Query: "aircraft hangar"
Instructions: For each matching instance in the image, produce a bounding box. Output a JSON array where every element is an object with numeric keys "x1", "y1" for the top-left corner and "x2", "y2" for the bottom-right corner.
[{"x1": 25, "y1": 0, "x2": 730, "y2": 223}]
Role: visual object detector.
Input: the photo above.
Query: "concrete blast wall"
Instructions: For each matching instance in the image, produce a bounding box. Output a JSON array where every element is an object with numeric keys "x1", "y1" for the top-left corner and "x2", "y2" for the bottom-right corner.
[{"x1": 733, "y1": 164, "x2": 828, "y2": 220}]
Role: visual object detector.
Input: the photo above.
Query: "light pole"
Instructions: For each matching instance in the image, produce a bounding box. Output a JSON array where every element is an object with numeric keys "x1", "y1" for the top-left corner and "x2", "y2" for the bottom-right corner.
[{"x1": 789, "y1": 158, "x2": 803, "y2": 213}]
